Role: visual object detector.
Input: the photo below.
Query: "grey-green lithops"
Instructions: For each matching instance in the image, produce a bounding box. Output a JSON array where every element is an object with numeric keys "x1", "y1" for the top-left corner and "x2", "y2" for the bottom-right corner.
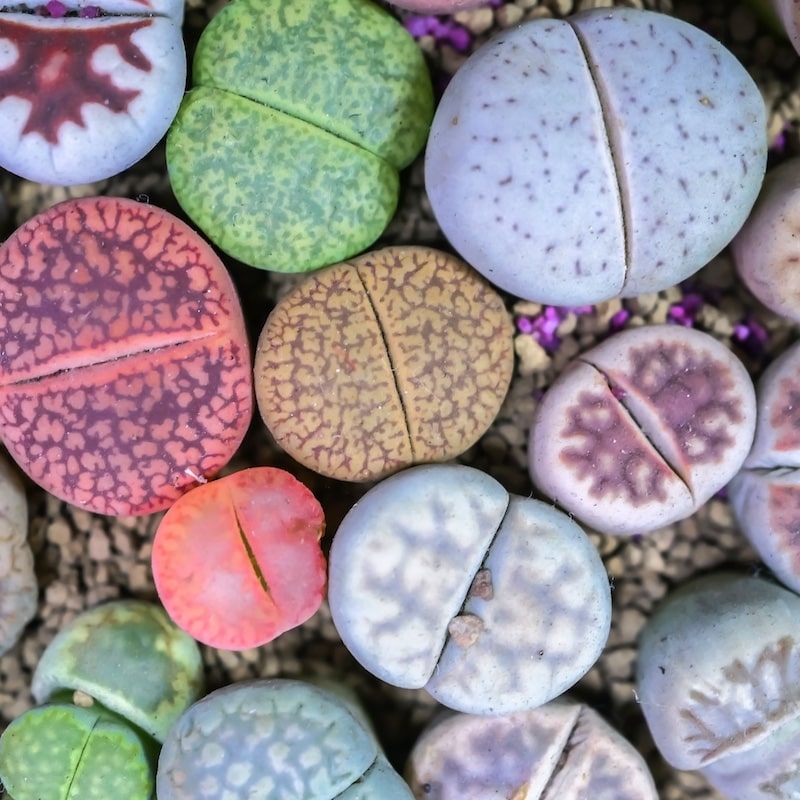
[
  {"x1": 166, "y1": 0, "x2": 433, "y2": 272},
  {"x1": 31, "y1": 599, "x2": 204, "y2": 743},
  {"x1": 157, "y1": 678, "x2": 414, "y2": 799},
  {"x1": 0, "y1": 452, "x2": 35, "y2": 656},
  {"x1": 0, "y1": 702, "x2": 157, "y2": 800},
  {"x1": 637, "y1": 572, "x2": 800, "y2": 799}
]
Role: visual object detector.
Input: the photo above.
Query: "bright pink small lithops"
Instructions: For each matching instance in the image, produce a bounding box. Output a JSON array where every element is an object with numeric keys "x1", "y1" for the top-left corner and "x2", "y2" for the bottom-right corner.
[
  {"x1": 0, "y1": 0, "x2": 185, "y2": 185},
  {"x1": 529, "y1": 324, "x2": 756, "y2": 536},
  {"x1": 151, "y1": 467, "x2": 327, "y2": 650},
  {"x1": 0, "y1": 196, "x2": 253, "y2": 516}
]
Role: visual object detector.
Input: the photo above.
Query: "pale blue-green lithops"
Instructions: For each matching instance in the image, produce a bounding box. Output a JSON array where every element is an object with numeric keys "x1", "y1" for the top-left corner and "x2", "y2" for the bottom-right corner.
[
  {"x1": 406, "y1": 698, "x2": 658, "y2": 799},
  {"x1": 328, "y1": 463, "x2": 612, "y2": 715},
  {"x1": 730, "y1": 340, "x2": 800, "y2": 594},
  {"x1": 167, "y1": 0, "x2": 433, "y2": 272},
  {"x1": 31, "y1": 599, "x2": 204, "y2": 743},
  {"x1": 529, "y1": 324, "x2": 756, "y2": 536},
  {"x1": 0, "y1": 702, "x2": 157, "y2": 800},
  {"x1": 637, "y1": 572, "x2": 800, "y2": 799},
  {"x1": 425, "y1": 7, "x2": 767, "y2": 305},
  {"x1": 0, "y1": 452, "x2": 35, "y2": 656},
  {"x1": 156, "y1": 678, "x2": 413, "y2": 800}
]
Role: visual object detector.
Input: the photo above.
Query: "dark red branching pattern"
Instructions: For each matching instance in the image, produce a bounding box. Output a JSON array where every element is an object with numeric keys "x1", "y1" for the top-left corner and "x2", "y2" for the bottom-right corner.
[
  {"x1": 560, "y1": 388, "x2": 673, "y2": 504},
  {"x1": 0, "y1": 17, "x2": 153, "y2": 144},
  {"x1": 769, "y1": 485, "x2": 800, "y2": 575},
  {"x1": 771, "y1": 380, "x2": 800, "y2": 452}
]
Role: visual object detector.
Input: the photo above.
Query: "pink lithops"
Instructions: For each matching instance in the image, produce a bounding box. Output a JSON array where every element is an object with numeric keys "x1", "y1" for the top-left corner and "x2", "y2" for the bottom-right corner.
[
  {"x1": 732, "y1": 157, "x2": 800, "y2": 322},
  {"x1": 729, "y1": 340, "x2": 800, "y2": 593},
  {"x1": 0, "y1": 0, "x2": 185, "y2": 185},
  {"x1": 151, "y1": 467, "x2": 327, "y2": 650},
  {"x1": 529, "y1": 325, "x2": 756, "y2": 536},
  {"x1": 425, "y1": 7, "x2": 767, "y2": 305},
  {"x1": 0, "y1": 196, "x2": 253, "y2": 516}
]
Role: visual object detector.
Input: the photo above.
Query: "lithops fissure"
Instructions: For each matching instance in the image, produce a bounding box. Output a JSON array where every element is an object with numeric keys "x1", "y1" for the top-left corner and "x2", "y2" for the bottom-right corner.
[
  {"x1": 0, "y1": 452, "x2": 35, "y2": 657},
  {"x1": 425, "y1": 7, "x2": 767, "y2": 306},
  {"x1": 0, "y1": 0, "x2": 185, "y2": 185},
  {"x1": 730, "y1": 340, "x2": 800, "y2": 594},
  {"x1": 406, "y1": 698, "x2": 657, "y2": 800},
  {"x1": 328, "y1": 464, "x2": 611, "y2": 715},
  {"x1": 156, "y1": 679, "x2": 414, "y2": 800},
  {"x1": 31, "y1": 599, "x2": 205, "y2": 743},
  {"x1": 637, "y1": 572, "x2": 800, "y2": 799},
  {"x1": 529, "y1": 324, "x2": 756, "y2": 536}
]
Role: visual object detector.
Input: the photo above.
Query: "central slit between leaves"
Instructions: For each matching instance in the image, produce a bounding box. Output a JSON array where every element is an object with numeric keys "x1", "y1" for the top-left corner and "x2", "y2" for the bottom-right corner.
[{"x1": 233, "y1": 505, "x2": 271, "y2": 598}]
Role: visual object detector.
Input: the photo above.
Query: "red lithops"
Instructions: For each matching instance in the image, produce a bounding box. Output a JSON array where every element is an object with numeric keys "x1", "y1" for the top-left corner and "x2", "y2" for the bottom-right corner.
[
  {"x1": 0, "y1": 196, "x2": 252, "y2": 516},
  {"x1": 151, "y1": 467, "x2": 327, "y2": 650}
]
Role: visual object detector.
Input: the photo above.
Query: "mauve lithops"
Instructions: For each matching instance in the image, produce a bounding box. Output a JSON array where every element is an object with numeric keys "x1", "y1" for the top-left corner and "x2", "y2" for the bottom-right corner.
[
  {"x1": 637, "y1": 572, "x2": 800, "y2": 799},
  {"x1": 0, "y1": 0, "x2": 185, "y2": 186},
  {"x1": 254, "y1": 246, "x2": 514, "y2": 482},
  {"x1": 167, "y1": 0, "x2": 433, "y2": 272},
  {"x1": 31, "y1": 599, "x2": 204, "y2": 743},
  {"x1": 328, "y1": 463, "x2": 611, "y2": 715},
  {"x1": 732, "y1": 157, "x2": 800, "y2": 322},
  {"x1": 729, "y1": 340, "x2": 800, "y2": 593},
  {"x1": 0, "y1": 196, "x2": 253, "y2": 516},
  {"x1": 156, "y1": 678, "x2": 413, "y2": 800},
  {"x1": 0, "y1": 451, "x2": 35, "y2": 656},
  {"x1": 529, "y1": 324, "x2": 756, "y2": 536},
  {"x1": 0, "y1": 702, "x2": 158, "y2": 800},
  {"x1": 151, "y1": 466, "x2": 327, "y2": 650},
  {"x1": 425, "y1": 7, "x2": 767, "y2": 305},
  {"x1": 406, "y1": 698, "x2": 657, "y2": 800}
]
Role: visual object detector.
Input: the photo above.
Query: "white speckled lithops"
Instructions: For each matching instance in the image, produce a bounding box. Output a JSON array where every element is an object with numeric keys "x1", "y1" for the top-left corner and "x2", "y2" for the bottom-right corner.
[
  {"x1": 425, "y1": 7, "x2": 767, "y2": 306},
  {"x1": 637, "y1": 572, "x2": 800, "y2": 799},
  {"x1": 0, "y1": 0, "x2": 185, "y2": 185},
  {"x1": 406, "y1": 698, "x2": 657, "y2": 800},
  {"x1": 157, "y1": 678, "x2": 414, "y2": 800},
  {"x1": 529, "y1": 325, "x2": 756, "y2": 536},
  {"x1": 729, "y1": 340, "x2": 800, "y2": 593},
  {"x1": 0, "y1": 451, "x2": 35, "y2": 656},
  {"x1": 328, "y1": 463, "x2": 611, "y2": 715}
]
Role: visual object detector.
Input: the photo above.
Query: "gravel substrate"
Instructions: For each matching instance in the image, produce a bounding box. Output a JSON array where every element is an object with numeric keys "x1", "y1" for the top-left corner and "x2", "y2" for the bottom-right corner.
[{"x1": 2, "y1": 1, "x2": 800, "y2": 798}]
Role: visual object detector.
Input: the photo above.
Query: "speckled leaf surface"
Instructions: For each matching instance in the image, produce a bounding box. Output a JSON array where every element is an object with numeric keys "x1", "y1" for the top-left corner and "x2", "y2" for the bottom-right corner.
[
  {"x1": 192, "y1": 0, "x2": 433, "y2": 169},
  {"x1": 167, "y1": 88, "x2": 399, "y2": 272}
]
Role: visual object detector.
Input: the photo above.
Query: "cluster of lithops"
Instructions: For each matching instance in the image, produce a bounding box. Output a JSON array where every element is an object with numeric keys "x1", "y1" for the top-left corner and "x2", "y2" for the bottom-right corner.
[
  {"x1": 0, "y1": 0, "x2": 186, "y2": 185},
  {"x1": 167, "y1": 0, "x2": 433, "y2": 272},
  {"x1": 637, "y1": 573, "x2": 800, "y2": 798},
  {"x1": 156, "y1": 678, "x2": 413, "y2": 799},
  {"x1": 0, "y1": 599, "x2": 204, "y2": 800}
]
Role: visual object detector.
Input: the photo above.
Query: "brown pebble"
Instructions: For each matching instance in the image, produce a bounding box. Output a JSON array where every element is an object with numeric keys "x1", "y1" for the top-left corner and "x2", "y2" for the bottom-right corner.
[
  {"x1": 448, "y1": 613, "x2": 484, "y2": 647},
  {"x1": 468, "y1": 569, "x2": 494, "y2": 600}
]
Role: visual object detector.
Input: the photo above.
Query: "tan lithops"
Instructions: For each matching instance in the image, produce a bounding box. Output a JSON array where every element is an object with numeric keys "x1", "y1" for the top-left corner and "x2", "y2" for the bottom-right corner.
[{"x1": 254, "y1": 246, "x2": 514, "y2": 482}]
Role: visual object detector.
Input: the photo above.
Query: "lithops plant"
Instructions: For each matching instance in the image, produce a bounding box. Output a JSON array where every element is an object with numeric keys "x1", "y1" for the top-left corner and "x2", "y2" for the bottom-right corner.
[
  {"x1": 425, "y1": 7, "x2": 767, "y2": 305},
  {"x1": 328, "y1": 463, "x2": 611, "y2": 715},
  {"x1": 151, "y1": 467, "x2": 327, "y2": 650},
  {"x1": 254, "y1": 246, "x2": 514, "y2": 482},
  {"x1": 529, "y1": 324, "x2": 757, "y2": 536},
  {"x1": 732, "y1": 157, "x2": 800, "y2": 322},
  {"x1": 406, "y1": 697, "x2": 658, "y2": 800},
  {"x1": 0, "y1": 0, "x2": 185, "y2": 185},
  {"x1": 0, "y1": 196, "x2": 253, "y2": 516},
  {"x1": 729, "y1": 340, "x2": 800, "y2": 593},
  {"x1": 157, "y1": 678, "x2": 414, "y2": 799},
  {"x1": 31, "y1": 599, "x2": 205, "y2": 743},
  {"x1": 167, "y1": 0, "x2": 433, "y2": 272},
  {"x1": 0, "y1": 452, "x2": 36, "y2": 657},
  {"x1": 637, "y1": 572, "x2": 800, "y2": 799},
  {"x1": 0, "y1": 702, "x2": 158, "y2": 800}
]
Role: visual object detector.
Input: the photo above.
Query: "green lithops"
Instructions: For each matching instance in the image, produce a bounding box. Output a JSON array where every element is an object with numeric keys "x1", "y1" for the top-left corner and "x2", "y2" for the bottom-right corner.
[
  {"x1": 0, "y1": 702, "x2": 157, "y2": 800},
  {"x1": 166, "y1": 0, "x2": 433, "y2": 272},
  {"x1": 157, "y1": 678, "x2": 414, "y2": 799},
  {"x1": 31, "y1": 599, "x2": 204, "y2": 743},
  {"x1": 0, "y1": 452, "x2": 35, "y2": 656}
]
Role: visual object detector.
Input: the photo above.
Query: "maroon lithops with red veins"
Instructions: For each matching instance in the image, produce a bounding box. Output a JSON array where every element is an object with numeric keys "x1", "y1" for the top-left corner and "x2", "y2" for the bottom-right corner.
[
  {"x1": 730, "y1": 340, "x2": 800, "y2": 594},
  {"x1": 0, "y1": 196, "x2": 252, "y2": 516},
  {"x1": 529, "y1": 325, "x2": 756, "y2": 536}
]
